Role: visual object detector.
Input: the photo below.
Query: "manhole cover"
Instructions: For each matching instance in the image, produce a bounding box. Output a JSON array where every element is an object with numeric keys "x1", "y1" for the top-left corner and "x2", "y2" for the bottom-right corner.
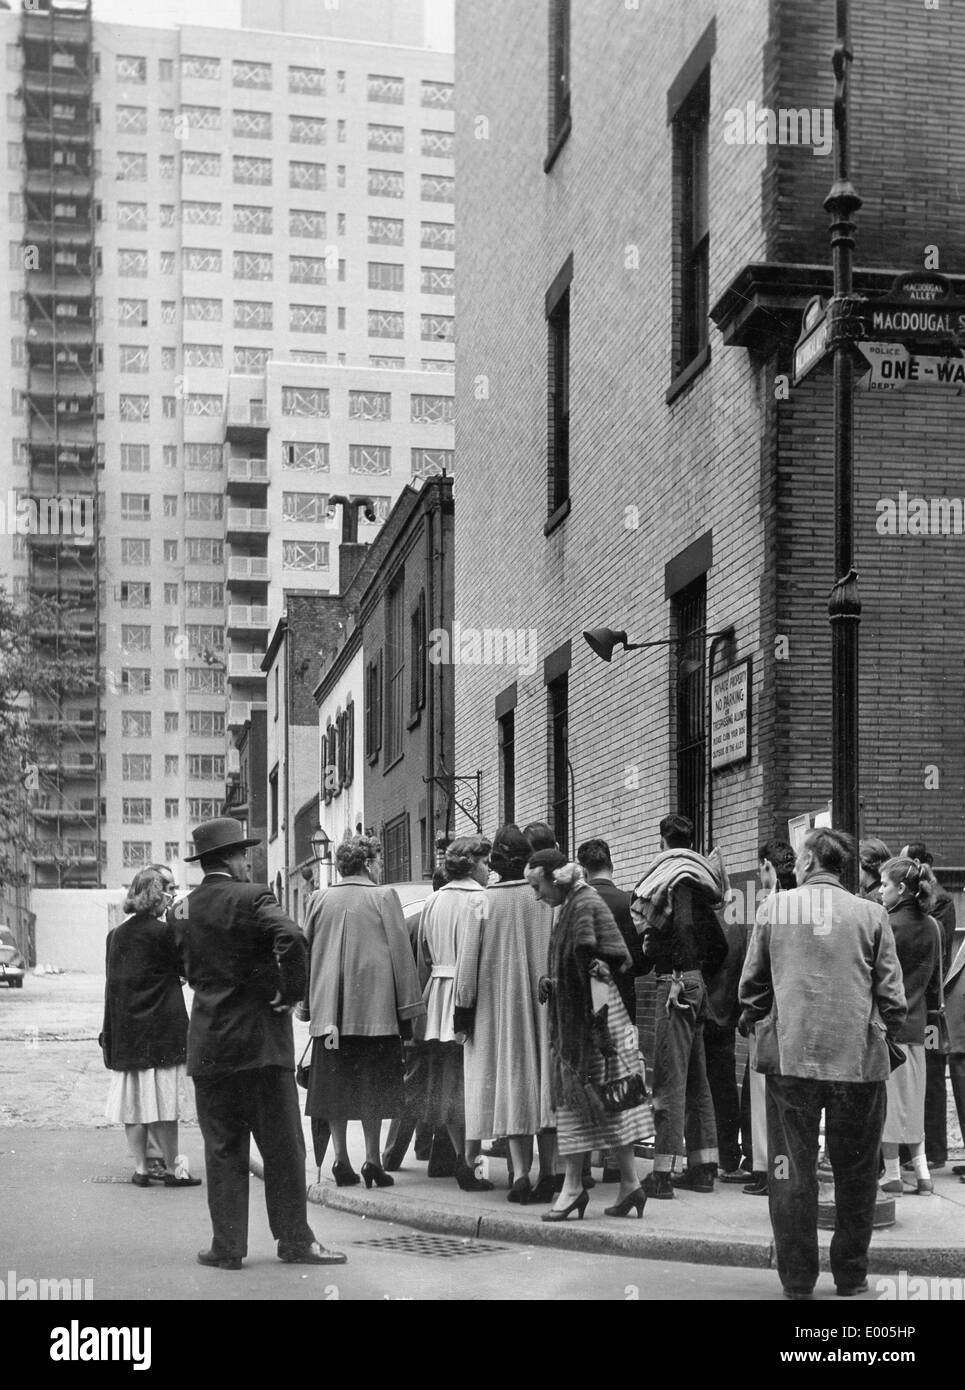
[
  {"x1": 354, "y1": 1233, "x2": 513, "y2": 1258},
  {"x1": 90, "y1": 1176, "x2": 138, "y2": 1184}
]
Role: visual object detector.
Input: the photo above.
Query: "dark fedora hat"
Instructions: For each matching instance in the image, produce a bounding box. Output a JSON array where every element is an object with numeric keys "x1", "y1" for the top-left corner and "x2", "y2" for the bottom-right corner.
[{"x1": 185, "y1": 816, "x2": 261, "y2": 862}]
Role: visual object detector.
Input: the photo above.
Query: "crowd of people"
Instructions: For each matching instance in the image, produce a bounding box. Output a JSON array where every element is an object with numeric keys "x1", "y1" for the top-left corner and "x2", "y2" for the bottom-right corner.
[{"x1": 98, "y1": 811, "x2": 965, "y2": 1286}]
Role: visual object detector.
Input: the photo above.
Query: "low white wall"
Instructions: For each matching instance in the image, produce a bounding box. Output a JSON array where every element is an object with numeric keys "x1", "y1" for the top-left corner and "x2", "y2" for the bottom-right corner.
[{"x1": 33, "y1": 889, "x2": 128, "y2": 973}]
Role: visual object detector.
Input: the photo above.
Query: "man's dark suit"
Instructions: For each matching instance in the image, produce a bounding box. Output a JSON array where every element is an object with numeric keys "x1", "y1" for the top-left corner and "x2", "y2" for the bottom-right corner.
[{"x1": 173, "y1": 873, "x2": 316, "y2": 1261}]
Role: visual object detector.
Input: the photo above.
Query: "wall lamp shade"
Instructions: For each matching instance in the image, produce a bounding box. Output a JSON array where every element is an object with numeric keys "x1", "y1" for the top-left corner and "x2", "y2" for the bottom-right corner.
[
  {"x1": 582, "y1": 627, "x2": 629, "y2": 663},
  {"x1": 311, "y1": 828, "x2": 331, "y2": 862}
]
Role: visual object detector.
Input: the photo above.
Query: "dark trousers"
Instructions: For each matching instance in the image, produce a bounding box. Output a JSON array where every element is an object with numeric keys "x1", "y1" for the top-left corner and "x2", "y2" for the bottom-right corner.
[
  {"x1": 923, "y1": 1050, "x2": 948, "y2": 1164},
  {"x1": 739, "y1": 1059, "x2": 755, "y2": 1168},
  {"x1": 193, "y1": 1066, "x2": 315, "y2": 1259},
  {"x1": 703, "y1": 1019, "x2": 742, "y2": 1172},
  {"x1": 766, "y1": 1074, "x2": 886, "y2": 1294}
]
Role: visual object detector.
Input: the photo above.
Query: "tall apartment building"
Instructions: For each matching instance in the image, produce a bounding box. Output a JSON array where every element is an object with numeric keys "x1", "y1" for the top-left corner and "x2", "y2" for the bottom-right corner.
[
  {"x1": 0, "y1": 0, "x2": 453, "y2": 890},
  {"x1": 453, "y1": 0, "x2": 965, "y2": 910}
]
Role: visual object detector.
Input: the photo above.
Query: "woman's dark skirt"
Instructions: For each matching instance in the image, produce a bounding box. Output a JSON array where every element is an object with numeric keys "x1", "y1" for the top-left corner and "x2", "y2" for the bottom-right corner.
[
  {"x1": 415, "y1": 1040, "x2": 465, "y2": 1127},
  {"x1": 305, "y1": 1034, "x2": 405, "y2": 1120}
]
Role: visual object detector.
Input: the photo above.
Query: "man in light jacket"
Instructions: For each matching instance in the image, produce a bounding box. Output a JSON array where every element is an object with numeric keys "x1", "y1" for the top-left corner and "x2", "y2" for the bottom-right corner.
[{"x1": 738, "y1": 827, "x2": 906, "y2": 1300}]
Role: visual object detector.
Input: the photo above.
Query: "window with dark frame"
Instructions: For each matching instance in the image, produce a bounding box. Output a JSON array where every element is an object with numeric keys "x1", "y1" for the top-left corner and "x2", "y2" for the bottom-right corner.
[
  {"x1": 385, "y1": 578, "x2": 405, "y2": 764},
  {"x1": 268, "y1": 765, "x2": 278, "y2": 839},
  {"x1": 498, "y1": 709, "x2": 516, "y2": 825},
  {"x1": 365, "y1": 650, "x2": 383, "y2": 763},
  {"x1": 548, "y1": 674, "x2": 569, "y2": 857},
  {"x1": 674, "y1": 67, "x2": 710, "y2": 375},
  {"x1": 409, "y1": 589, "x2": 426, "y2": 716},
  {"x1": 546, "y1": 256, "x2": 572, "y2": 528},
  {"x1": 546, "y1": 0, "x2": 571, "y2": 163},
  {"x1": 383, "y1": 811, "x2": 410, "y2": 883},
  {"x1": 672, "y1": 574, "x2": 707, "y2": 851}
]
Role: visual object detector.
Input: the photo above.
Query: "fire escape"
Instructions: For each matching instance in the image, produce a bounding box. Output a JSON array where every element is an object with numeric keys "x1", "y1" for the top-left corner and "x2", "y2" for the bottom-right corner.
[{"x1": 20, "y1": 0, "x2": 103, "y2": 888}]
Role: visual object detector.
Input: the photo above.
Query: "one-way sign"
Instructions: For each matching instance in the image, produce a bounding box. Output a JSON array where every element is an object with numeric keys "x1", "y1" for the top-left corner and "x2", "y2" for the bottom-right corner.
[{"x1": 857, "y1": 340, "x2": 965, "y2": 391}]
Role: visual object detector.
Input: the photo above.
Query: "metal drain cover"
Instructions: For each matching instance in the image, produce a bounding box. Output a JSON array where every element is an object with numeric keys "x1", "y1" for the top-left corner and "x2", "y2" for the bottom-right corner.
[
  {"x1": 90, "y1": 1176, "x2": 140, "y2": 1184},
  {"x1": 354, "y1": 1233, "x2": 513, "y2": 1258}
]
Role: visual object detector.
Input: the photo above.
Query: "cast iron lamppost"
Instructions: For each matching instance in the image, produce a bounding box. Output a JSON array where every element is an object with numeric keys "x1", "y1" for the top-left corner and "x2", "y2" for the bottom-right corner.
[
  {"x1": 825, "y1": 0, "x2": 862, "y2": 888},
  {"x1": 582, "y1": 624, "x2": 735, "y2": 851}
]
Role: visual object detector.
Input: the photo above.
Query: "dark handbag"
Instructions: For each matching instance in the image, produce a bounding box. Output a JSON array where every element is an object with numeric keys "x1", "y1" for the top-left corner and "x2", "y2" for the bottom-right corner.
[
  {"x1": 295, "y1": 1037, "x2": 312, "y2": 1089},
  {"x1": 885, "y1": 1034, "x2": 906, "y2": 1072},
  {"x1": 591, "y1": 1055, "x2": 649, "y2": 1114},
  {"x1": 924, "y1": 916, "x2": 950, "y2": 1055}
]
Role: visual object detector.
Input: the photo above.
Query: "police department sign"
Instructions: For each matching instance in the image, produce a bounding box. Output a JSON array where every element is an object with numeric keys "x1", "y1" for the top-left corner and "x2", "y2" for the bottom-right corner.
[{"x1": 711, "y1": 659, "x2": 751, "y2": 772}]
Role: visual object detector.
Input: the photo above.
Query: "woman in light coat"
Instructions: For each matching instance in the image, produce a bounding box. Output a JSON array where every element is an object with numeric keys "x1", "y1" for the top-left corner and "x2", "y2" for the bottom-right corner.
[
  {"x1": 416, "y1": 835, "x2": 494, "y2": 1192},
  {"x1": 454, "y1": 825, "x2": 557, "y2": 1203}
]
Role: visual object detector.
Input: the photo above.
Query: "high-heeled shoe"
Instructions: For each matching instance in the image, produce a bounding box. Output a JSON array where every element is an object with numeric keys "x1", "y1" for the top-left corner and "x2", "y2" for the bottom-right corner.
[
  {"x1": 454, "y1": 1158, "x2": 494, "y2": 1192},
  {"x1": 603, "y1": 1187, "x2": 647, "y2": 1219},
  {"x1": 361, "y1": 1161, "x2": 394, "y2": 1189},
  {"x1": 332, "y1": 1159, "x2": 360, "y2": 1188},
  {"x1": 541, "y1": 1188, "x2": 589, "y2": 1222},
  {"x1": 507, "y1": 1176, "x2": 532, "y2": 1204}
]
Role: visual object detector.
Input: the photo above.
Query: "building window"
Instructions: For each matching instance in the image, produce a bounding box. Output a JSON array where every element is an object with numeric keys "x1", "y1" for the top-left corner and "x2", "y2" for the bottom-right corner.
[
  {"x1": 188, "y1": 711, "x2": 225, "y2": 737},
  {"x1": 121, "y1": 493, "x2": 150, "y2": 521},
  {"x1": 672, "y1": 574, "x2": 707, "y2": 850},
  {"x1": 233, "y1": 155, "x2": 272, "y2": 185},
  {"x1": 233, "y1": 59, "x2": 272, "y2": 90},
  {"x1": 289, "y1": 66, "x2": 325, "y2": 96},
  {"x1": 547, "y1": 0, "x2": 572, "y2": 160},
  {"x1": 188, "y1": 754, "x2": 224, "y2": 780},
  {"x1": 163, "y1": 540, "x2": 178, "y2": 561},
  {"x1": 410, "y1": 590, "x2": 426, "y2": 715},
  {"x1": 185, "y1": 493, "x2": 223, "y2": 521},
  {"x1": 368, "y1": 168, "x2": 404, "y2": 198},
  {"x1": 234, "y1": 300, "x2": 272, "y2": 330},
  {"x1": 123, "y1": 842, "x2": 152, "y2": 868},
  {"x1": 184, "y1": 344, "x2": 223, "y2": 369},
  {"x1": 290, "y1": 304, "x2": 326, "y2": 333},
  {"x1": 349, "y1": 390, "x2": 390, "y2": 422},
  {"x1": 117, "y1": 152, "x2": 148, "y2": 181},
  {"x1": 290, "y1": 115, "x2": 326, "y2": 144},
  {"x1": 289, "y1": 255, "x2": 327, "y2": 285},
  {"x1": 119, "y1": 580, "x2": 150, "y2": 606},
  {"x1": 268, "y1": 766, "x2": 278, "y2": 839},
  {"x1": 184, "y1": 296, "x2": 222, "y2": 321},
  {"x1": 234, "y1": 346, "x2": 272, "y2": 373},
  {"x1": 233, "y1": 108, "x2": 272, "y2": 139},
  {"x1": 121, "y1": 538, "x2": 150, "y2": 566},
  {"x1": 165, "y1": 797, "x2": 179, "y2": 818},
  {"x1": 421, "y1": 265, "x2": 454, "y2": 296},
  {"x1": 421, "y1": 80, "x2": 454, "y2": 109},
  {"x1": 420, "y1": 173, "x2": 454, "y2": 203},
  {"x1": 283, "y1": 442, "x2": 329, "y2": 471},
  {"x1": 369, "y1": 261, "x2": 404, "y2": 292},
  {"x1": 123, "y1": 798, "x2": 151, "y2": 824},
  {"x1": 181, "y1": 54, "x2": 221, "y2": 80},
  {"x1": 116, "y1": 55, "x2": 147, "y2": 83},
  {"x1": 166, "y1": 755, "x2": 180, "y2": 777},
  {"x1": 411, "y1": 394, "x2": 453, "y2": 425},
  {"x1": 546, "y1": 255, "x2": 572, "y2": 527},
  {"x1": 383, "y1": 813, "x2": 410, "y2": 884},
  {"x1": 282, "y1": 541, "x2": 329, "y2": 570},
  {"x1": 164, "y1": 714, "x2": 179, "y2": 735},
  {"x1": 385, "y1": 577, "x2": 405, "y2": 765},
  {"x1": 120, "y1": 444, "x2": 150, "y2": 472},
  {"x1": 183, "y1": 151, "x2": 222, "y2": 178},
  {"x1": 348, "y1": 444, "x2": 391, "y2": 477},
  {"x1": 673, "y1": 67, "x2": 710, "y2": 378},
  {"x1": 367, "y1": 74, "x2": 404, "y2": 104},
  {"x1": 365, "y1": 652, "x2": 383, "y2": 764},
  {"x1": 186, "y1": 537, "x2": 224, "y2": 563},
  {"x1": 122, "y1": 754, "x2": 151, "y2": 781},
  {"x1": 289, "y1": 209, "x2": 326, "y2": 239},
  {"x1": 369, "y1": 216, "x2": 404, "y2": 246},
  {"x1": 234, "y1": 204, "x2": 273, "y2": 236},
  {"x1": 289, "y1": 161, "x2": 326, "y2": 191},
  {"x1": 411, "y1": 448, "x2": 453, "y2": 479},
  {"x1": 368, "y1": 123, "x2": 404, "y2": 152},
  {"x1": 164, "y1": 670, "x2": 179, "y2": 692},
  {"x1": 282, "y1": 493, "x2": 329, "y2": 523},
  {"x1": 281, "y1": 387, "x2": 329, "y2": 417},
  {"x1": 421, "y1": 313, "x2": 454, "y2": 342},
  {"x1": 121, "y1": 669, "x2": 152, "y2": 696},
  {"x1": 498, "y1": 710, "x2": 516, "y2": 825},
  {"x1": 421, "y1": 129, "x2": 454, "y2": 158},
  {"x1": 421, "y1": 221, "x2": 454, "y2": 251},
  {"x1": 548, "y1": 673, "x2": 569, "y2": 857},
  {"x1": 368, "y1": 309, "x2": 403, "y2": 339}
]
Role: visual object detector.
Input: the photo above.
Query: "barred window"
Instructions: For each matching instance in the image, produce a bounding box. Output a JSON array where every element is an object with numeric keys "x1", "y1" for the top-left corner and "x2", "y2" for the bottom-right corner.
[
  {"x1": 289, "y1": 209, "x2": 326, "y2": 239},
  {"x1": 121, "y1": 493, "x2": 150, "y2": 521},
  {"x1": 182, "y1": 201, "x2": 221, "y2": 225},
  {"x1": 184, "y1": 344, "x2": 223, "y2": 369},
  {"x1": 159, "y1": 156, "x2": 175, "y2": 180},
  {"x1": 115, "y1": 105, "x2": 148, "y2": 134},
  {"x1": 116, "y1": 56, "x2": 147, "y2": 83},
  {"x1": 368, "y1": 123, "x2": 404, "y2": 152},
  {"x1": 411, "y1": 447, "x2": 454, "y2": 479},
  {"x1": 187, "y1": 668, "x2": 225, "y2": 694},
  {"x1": 283, "y1": 441, "x2": 329, "y2": 471},
  {"x1": 181, "y1": 105, "x2": 221, "y2": 131},
  {"x1": 289, "y1": 304, "x2": 326, "y2": 333},
  {"x1": 289, "y1": 66, "x2": 325, "y2": 95},
  {"x1": 183, "y1": 151, "x2": 222, "y2": 178},
  {"x1": 117, "y1": 202, "x2": 147, "y2": 229},
  {"x1": 189, "y1": 797, "x2": 222, "y2": 820},
  {"x1": 181, "y1": 55, "x2": 221, "y2": 80},
  {"x1": 282, "y1": 491, "x2": 329, "y2": 522},
  {"x1": 160, "y1": 252, "x2": 175, "y2": 275},
  {"x1": 161, "y1": 302, "x2": 177, "y2": 324},
  {"x1": 187, "y1": 623, "x2": 224, "y2": 652},
  {"x1": 368, "y1": 74, "x2": 404, "y2": 104},
  {"x1": 368, "y1": 309, "x2": 404, "y2": 339},
  {"x1": 349, "y1": 390, "x2": 390, "y2": 421},
  {"x1": 158, "y1": 109, "x2": 175, "y2": 131},
  {"x1": 370, "y1": 355, "x2": 405, "y2": 370},
  {"x1": 183, "y1": 247, "x2": 223, "y2": 274},
  {"x1": 290, "y1": 114, "x2": 326, "y2": 144},
  {"x1": 282, "y1": 541, "x2": 329, "y2": 570},
  {"x1": 233, "y1": 204, "x2": 273, "y2": 235},
  {"x1": 411, "y1": 393, "x2": 454, "y2": 425},
  {"x1": 233, "y1": 60, "x2": 271, "y2": 90},
  {"x1": 159, "y1": 204, "x2": 175, "y2": 226},
  {"x1": 184, "y1": 393, "x2": 223, "y2": 416},
  {"x1": 234, "y1": 300, "x2": 273, "y2": 329},
  {"x1": 161, "y1": 347, "x2": 176, "y2": 371},
  {"x1": 349, "y1": 444, "x2": 391, "y2": 475},
  {"x1": 232, "y1": 108, "x2": 272, "y2": 141},
  {"x1": 122, "y1": 754, "x2": 151, "y2": 780},
  {"x1": 233, "y1": 250, "x2": 273, "y2": 280},
  {"x1": 184, "y1": 297, "x2": 222, "y2": 322},
  {"x1": 421, "y1": 221, "x2": 454, "y2": 251},
  {"x1": 188, "y1": 754, "x2": 225, "y2": 779},
  {"x1": 122, "y1": 798, "x2": 151, "y2": 824},
  {"x1": 421, "y1": 79, "x2": 454, "y2": 109},
  {"x1": 420, "y1": 358, "x2": 453, "y2": 373},
  {"x1": 421, "y1": 265, "x2": 454, "y2": 295},
  {"x1": 421, "y1": 128, "x2": 453, "y2": 158},
  {"x1": 185, "y1": 581, "x2": 224, "y2": 608},
  {"x1": 281, "y1": 387, "x2": 329, "y2": 417},
  {"x1": 121, "y1": 670, "x2": 152, "y2": 696},
  {"x1": 421, "y1": 173, "x2": 454, "y2": 203},
  {"x1": 164, "y1": 671, "x2": 179, "y2": 691},
  {"x1": 290, "y1": 350, "x2": 327, "y2": 366},
  {"x1": 368, "y1": 168, "x2": 404, "y2": 198},
  {"x1": 186, "y1": 536, "x2": 224, "y2": 562},
  {"x1": 118, "y1": 248, "x2": 148, "y2": 278},
  {"x1": 233, "y1": 155, "x2": 272, "y2": 185},
  {"x1": 368, "y1": 216, "x2": 404, "y2": 246},
  {"x1": 421, "y1": 313, "x2": 454, "y2": 342},
  {"x1": 119, "y1": 344, "x2": 149, "y2": 372},
  {"x1": 185, "y1": 493, "x2": 223, "y2": 520},
  {"x1": 121, "y1": 623, "x2": 151, "y2": 650},
  {"x1": 120, "y1": 445, "x2": 150, "y2": 473},
  {"x1": 117, "y1": 152, "x2": 147, "y2": 181},
  {"x1": 233, "y1": 346, "x2": 272, "y2": 373},
  {"x1": 119, "y1": 394, "x2": 150, "y2": 421},
  {"x1": 123, "y1": 842, "x2": 153, "y2": 868},
  {"x1": 188, "y1": 711, "x2": 226, "y2": 738},
  {"x1": 289, "y1": 255, "x2": 326, "y2": 285},
  {"x1": 289, "y1": 161, "x2": 326, "y2": 191},
  {"x1": 368, "y1": 261, "x2": 404, "y2": 293},
  {"x1": 184, "y1": 446, "x2": 222, "y2": 472}
]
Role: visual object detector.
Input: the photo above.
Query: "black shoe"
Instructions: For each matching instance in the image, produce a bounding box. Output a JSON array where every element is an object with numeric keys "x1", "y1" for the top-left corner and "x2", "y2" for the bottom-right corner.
[
  {"x1": 507, "y1": 1176, "x2": 532, "y2": 1204},
  {"x1": 454, "y1": 1158, "x2": 493, "y2": 1192},
  {"x1": 527, "y1": 1176, "x2": 557, "y2": 1204},
  {"x1": 162, "y1": 1171, "x2": 202, "y2": 1187},
  {"x1": 131, "y1": 1172, "x2": 152, "y2": 1188},
  {"x1": 719, "y1": 1164, "x2": 753, "y2": 1184},
  {"x1": 278, "y1": 1241, "x2": 347, "y2": 1265},
  {"x1": 197, "y1": 1248, "x2": 242, "y2": 1271},
  {"x1": 926, "y1": 1160, "x2": 946, "y2": 1171},
  {"x1": 743, "y1": 1175, "x2": 769, "y2": 1196},
  {"x1": 951, "y1": 1164, "x2": 965, "y2": 1176},
  {"x1": 603, "y1": 1187, "x2": 647, "y2": 1218},
  {"x1": 361, "y1": 1160, "x2": 394, "y2": 1189},
  {"x1": 641, "y1": 1171, "x2": 674, "y2": 1200},
  {"x1": 147, "y1": 1159, "x2": 168, "y2": 1180},
  {"x1": 541, "y1": 1189, "x2": 589, "y2": 1222},
  {"x1": 332, "y1": 1159, "x2": 360, "y2": 1187},
  {"x1": 836, "y1": 1280, "x2": 869, "y2": 1297},
  {"x1": 671, "y1": 1164, "x2": 715, "y2": 1193},
  {"x1": 482, "y1": 1137, "x2": 510, "y2": 1159},
  {"x1": 581, "y1": 1171, "x2": 596, "y2": 1189}
]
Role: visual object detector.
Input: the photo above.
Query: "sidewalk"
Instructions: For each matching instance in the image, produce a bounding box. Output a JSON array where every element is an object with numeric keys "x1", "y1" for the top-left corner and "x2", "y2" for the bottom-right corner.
[{"x1": 251, "y1": 1112, "x2": 965, "y2": 1275}]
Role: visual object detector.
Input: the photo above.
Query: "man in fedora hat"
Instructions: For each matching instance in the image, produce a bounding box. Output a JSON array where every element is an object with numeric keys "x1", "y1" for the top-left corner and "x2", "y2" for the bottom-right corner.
[{"x1": 173, "y1": 817, "x2": 346, "y2": 1270}]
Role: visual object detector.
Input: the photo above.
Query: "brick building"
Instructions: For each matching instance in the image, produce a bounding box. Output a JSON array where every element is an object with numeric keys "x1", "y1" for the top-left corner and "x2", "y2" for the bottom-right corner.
[{"x1": 452, "y1": 0, "x2": 965, "y2": 913}]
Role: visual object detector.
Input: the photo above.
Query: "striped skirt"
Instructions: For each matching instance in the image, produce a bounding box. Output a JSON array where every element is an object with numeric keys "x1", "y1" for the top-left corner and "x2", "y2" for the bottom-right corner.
[{"x1": 555, "y1": 981, "x2": 650, "y2": 1156}]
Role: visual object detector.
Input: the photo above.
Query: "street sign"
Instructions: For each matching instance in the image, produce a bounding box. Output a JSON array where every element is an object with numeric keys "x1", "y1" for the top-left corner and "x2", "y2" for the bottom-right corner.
[
  {"x1": 710, "y1": 658, "x2": 751, "y2": 771},
  {"x1": 857, "y1": 271, "x2": 965, "y2": 344},
  {"x1": 857, "y1": 340, "x2": 965, "y2": 391},
  {"x1": 793, "y1": 296, "x2": 829, "y2": 385}
]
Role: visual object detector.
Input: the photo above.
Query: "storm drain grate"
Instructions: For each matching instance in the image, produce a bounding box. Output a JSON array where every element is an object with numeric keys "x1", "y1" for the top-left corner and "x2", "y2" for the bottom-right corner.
[
  {"x1": 354, "y1": 1233, "x2": 514, "y2": 1259},
  {"x1": 90, "y1": 1176, "x2": 142, "y2": 1184}
]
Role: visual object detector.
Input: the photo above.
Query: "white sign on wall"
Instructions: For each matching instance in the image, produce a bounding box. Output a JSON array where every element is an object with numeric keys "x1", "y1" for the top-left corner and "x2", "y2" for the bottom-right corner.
[{"x1": 710, "y1": 658, "x2": 751, "y2": 772}]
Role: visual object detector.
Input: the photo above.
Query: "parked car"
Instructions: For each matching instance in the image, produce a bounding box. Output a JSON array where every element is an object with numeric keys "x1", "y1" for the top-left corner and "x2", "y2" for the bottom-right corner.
[{"x1": 0, "y1": 930, "x2": 26, "y2": 988}]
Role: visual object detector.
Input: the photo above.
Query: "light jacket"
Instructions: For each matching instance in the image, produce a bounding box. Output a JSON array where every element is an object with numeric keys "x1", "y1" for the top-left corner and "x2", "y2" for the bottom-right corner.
[
  {"x1": 739, "y1": 871, "x2": 907, "y2": 1082},
  {"x1": 945, "y1": 935, "x2": 965, "y2": 1054}
]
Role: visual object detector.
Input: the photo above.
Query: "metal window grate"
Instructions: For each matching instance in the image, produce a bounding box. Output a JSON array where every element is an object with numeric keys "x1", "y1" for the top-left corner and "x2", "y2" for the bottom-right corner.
[{"x1": 353, "y1": 1234, "x2": 514, "y2": 1259}]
